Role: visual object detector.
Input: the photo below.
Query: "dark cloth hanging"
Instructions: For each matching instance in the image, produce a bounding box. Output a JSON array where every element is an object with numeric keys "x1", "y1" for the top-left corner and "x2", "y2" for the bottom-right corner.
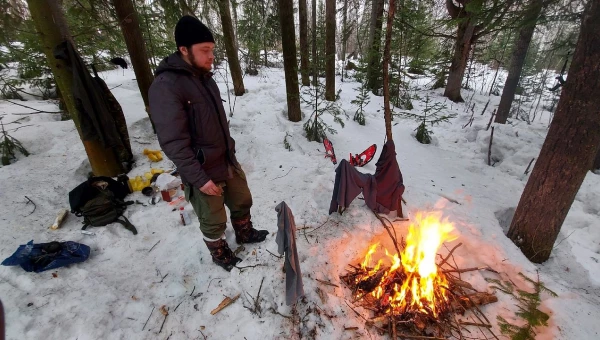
[
  {"x1": 328, "y1": 159, "x2": 378, "y2": 214},
  {"x1": 275, "y1": 201, "x2": 305, "y2": 305},
  {"x1": 53, "y1": 41, "x2": 132, "y2": 165},
  {"x1": 374, "y1": 140, "x2": 405, "y2": 214},
  {"x1": 329, "y1": 140, "x2": 405, "y2": 215}
]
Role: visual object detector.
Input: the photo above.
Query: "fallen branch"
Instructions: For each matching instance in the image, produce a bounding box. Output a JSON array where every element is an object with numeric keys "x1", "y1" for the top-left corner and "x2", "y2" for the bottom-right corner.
[
  {"x1": 211, "y1": 293, "x2": 241, "y2": 315},
  {"x1": 487, "y1": 126, "x2": 495, "y2": 166},
  {"x1": 142, "y1": 306, "x2": 155, "y2": 331},
  {"x1": 158, "y1": 305, "x2": 169, "y2": 333},
  {"x1": 396, "y1": 333, "x2": 446, "y2": 340},
  {"x1": 371, "y1": 210, "x2": 401, "y2": 256},
  {"x1": 153, "y1": 273, "x2": 168, "y2": 283},
  {"x1": 24, "y1": 196, "x2": 36, "y2": 216},
  {"x1": 266, "y1": 249, "x2": 283, "y2": 259},
  {"x1": 524, "y1": 158, "x2": 535, "y2": 175},
  {"x1": 315, "y1": 278, "x2": 339, "y2": 288},
  {"x1": 6, "y1": 99, "x2": 62, "y2": 114},
  {"x1": 148, "y1": 240, "x2": 160, "y2": 253},
  {"x1": 443, "y1": 266, "x2": 498, "y2": 274},
  {"x1": 459, "y1": 321, "x2": 493, "y2": 328},
  {"x1": 438, "y1": 243, "x2": 463, "y2": 268},
  {"x1": 273, "y1": 166, "x2": 295, "y2": 180}
]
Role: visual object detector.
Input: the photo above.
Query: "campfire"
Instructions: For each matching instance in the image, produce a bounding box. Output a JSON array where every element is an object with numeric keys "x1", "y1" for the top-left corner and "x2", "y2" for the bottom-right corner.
[{"x1": 341, "y1": 208, "x2": 499, "y2": 339}]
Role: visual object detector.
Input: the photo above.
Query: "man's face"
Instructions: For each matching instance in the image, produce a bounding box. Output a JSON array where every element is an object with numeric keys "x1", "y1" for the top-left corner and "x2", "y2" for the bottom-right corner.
[{"x1": 181, "y1": 42, "x2": 215, "y2": 72}]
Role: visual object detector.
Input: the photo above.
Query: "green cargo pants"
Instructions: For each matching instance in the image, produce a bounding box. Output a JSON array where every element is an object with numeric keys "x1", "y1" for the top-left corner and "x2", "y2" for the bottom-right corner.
[{"x1": 184, "y1": 166, "x2": 253, "y2": 239}]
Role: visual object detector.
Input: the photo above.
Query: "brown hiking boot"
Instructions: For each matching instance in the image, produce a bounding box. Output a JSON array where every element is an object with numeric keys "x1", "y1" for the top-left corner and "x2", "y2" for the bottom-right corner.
[
  {"x1": 203, "y1": 238, "x2": 241, "y2": 271},
  {"x1": 232, "y1": 216, "x2": 269, "y2": 244}
]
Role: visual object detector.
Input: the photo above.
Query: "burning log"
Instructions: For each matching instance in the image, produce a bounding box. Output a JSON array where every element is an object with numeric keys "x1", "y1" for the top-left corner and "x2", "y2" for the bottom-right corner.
[
  {"x1": 452, "y1": 292, "x2": 498, "y2": 312},
  {"x1": 342, "y1": 207, "x2": 499, "y2": 339}
]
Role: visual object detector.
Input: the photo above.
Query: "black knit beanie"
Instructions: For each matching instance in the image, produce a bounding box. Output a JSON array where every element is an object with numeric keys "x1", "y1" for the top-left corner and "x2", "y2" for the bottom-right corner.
[{"x1": 175, "y1": 15, "x2": 215, "y2": 48}]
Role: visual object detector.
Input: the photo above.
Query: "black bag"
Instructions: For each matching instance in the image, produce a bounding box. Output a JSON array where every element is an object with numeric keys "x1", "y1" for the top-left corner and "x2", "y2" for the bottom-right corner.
[{"x1": 69, "y1": 176, "x2": 137, "y2": 235}]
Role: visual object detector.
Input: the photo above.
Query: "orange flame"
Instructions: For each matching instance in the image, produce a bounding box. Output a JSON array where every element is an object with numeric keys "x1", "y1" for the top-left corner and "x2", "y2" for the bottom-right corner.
[{"x1": 361, "y1": 209, "x2": 457, "y2": 317}]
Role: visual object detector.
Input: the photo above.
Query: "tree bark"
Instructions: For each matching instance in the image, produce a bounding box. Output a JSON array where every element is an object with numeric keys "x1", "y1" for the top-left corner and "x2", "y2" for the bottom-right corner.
[
  {"x1": 112, "y1": 0, "x2": 154, "y2": 110},
  {"x1": 325, "y1": 0, "x2": 336, "y2": 101},
  {"x1": 312, "y1": 0, "x2": 318, "y2": 86},
  {"x1": 383, "y1": 0, "x2": 396, "y2": 141},
  {"x1": 341, "y1": 0, "x2": 348, "y2": 82},
  {"x1": 299, "y1": 0, "x2": 310, "y2": 86},
  {"x1": 495, "y1": 0, "x2": 544, "y2": 124},
  {"x1": 278, "y1": 0, "x2": 302, "y2": 122},
  {"x1": 593, "y1": 147, "x2": 600, "y2": 171},
  {"x1": 443, "y1": 19, "x2": 475, "y2": 102},
  {"x1": 217, "y1": 0, "x2": 245, "y2": 96},
  {"x1": 507, "y1": 0, "x2": 600, "y2": 263},
  {"x1": 27, "y1": 0, "x2": 124, "y2": 176},
  {"x1": 366, "y1": 0, "x2": 385, "y2": 95}
]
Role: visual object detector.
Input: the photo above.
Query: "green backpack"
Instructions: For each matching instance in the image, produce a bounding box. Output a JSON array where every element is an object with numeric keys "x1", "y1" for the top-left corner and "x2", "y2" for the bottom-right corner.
[{"x1": 79, "y1": 188, "x2": 137, "y2": 235}]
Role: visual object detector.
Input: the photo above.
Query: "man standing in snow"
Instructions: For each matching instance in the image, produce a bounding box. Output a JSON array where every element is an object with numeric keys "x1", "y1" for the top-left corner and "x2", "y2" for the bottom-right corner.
[{"x1": 148, "y1": 16, "x2": 268, "y2": 271}]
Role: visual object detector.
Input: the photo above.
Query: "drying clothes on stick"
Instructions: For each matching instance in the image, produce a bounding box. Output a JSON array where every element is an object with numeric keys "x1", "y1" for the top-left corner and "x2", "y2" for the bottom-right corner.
[
  {"x1": 374, "y1": 140, "x2": 405, "y2": 214},
  {"x1": 329, "y1": 140, "x2": 405, "y2": 215},
  {"x1": 275, "y1": 201, "x2": 305, "y2": 305},
  {"x1": 328, "y1": 159, "x2": 378, "y2": 214}
]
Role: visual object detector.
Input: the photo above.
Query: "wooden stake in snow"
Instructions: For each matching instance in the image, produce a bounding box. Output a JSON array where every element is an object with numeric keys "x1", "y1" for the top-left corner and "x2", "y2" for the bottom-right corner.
[{"x1": 210, "y1": 293, "x2": 241, "y2": 315}]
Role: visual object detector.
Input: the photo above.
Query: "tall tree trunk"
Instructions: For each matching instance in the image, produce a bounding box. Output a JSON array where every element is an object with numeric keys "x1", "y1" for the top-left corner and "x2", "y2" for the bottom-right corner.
[
  {"x1": 261, "y1": 0, "x2": 268, "y2": 67},
  {"x1": 341, "y1": 0, "x2": 348, "y2": 82},
  {"x1": 179, "y1": 0, "x2": 194, "y2": 16},
  {"x1": 366, "y1": 0, "x2": 385, "y2": 95},
  {"x1": 299, "y1": 0, "x2": 310, "y2": 86},
  {"x1": 312, "y1": 0, "x2": 318, "y2": 86},
  {"x1": 27, "y1": 0, "x2": 124, "y2": 176},
  {"x1": 112, "y1": 0, "x2": 154, "y2": 113},
  {"x1": 443, "y1": 20, "x2": 475, "y2": 102},
  {"x1": 593, "y1": 147, "x2": 600, "y2": 171},
  {"x1": 495, "y1": 0, "x2": 544, "y2": 124},
  {"x1": 278, "y1": 0, "x2": 301, "y2": 122},
  {"x1": 217, "y1": 0, "x2": 245, "y2": 96},
  {"x1": 383, "y1": 0, "x2": 396, "y2": 141},
  {"x1": 507, "y1": 0, "x2": 600, "y2": 263},
  {"x1": 325, "y1": 0, "x2": 336, "y2": 101}
]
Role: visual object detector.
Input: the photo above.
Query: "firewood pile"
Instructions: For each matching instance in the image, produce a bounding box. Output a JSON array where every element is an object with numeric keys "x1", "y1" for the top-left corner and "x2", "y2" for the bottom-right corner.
[{"x1": 340, "y1": 211, "x2": 500, "y2": 339}]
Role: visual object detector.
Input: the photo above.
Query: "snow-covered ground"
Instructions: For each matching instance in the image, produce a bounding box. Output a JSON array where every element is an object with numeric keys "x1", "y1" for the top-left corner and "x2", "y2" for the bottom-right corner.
[{"x1": 1, "y1": 64, "x2": 599, "y2": 340}]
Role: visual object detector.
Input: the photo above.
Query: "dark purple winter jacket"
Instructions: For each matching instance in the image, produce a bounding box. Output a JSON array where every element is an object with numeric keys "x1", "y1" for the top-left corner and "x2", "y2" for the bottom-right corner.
[{"x1": 149, "y1": 53, "x2": 238, "y2": 189}]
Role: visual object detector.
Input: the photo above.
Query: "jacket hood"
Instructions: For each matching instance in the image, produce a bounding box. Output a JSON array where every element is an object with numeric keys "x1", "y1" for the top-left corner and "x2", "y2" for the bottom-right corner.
[{"x1": 155, "y1": 52, "x2": 210, "y2": 77}]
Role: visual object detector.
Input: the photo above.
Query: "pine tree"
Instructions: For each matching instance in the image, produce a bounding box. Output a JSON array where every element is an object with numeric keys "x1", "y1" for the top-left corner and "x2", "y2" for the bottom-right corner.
[
  {"x1": 486, "y1": 273, "x2": 557, "y2": 340},
  {"x1": 351, "y1": 81, "x2": 370, "y2": 125},
  {"x1": 397, "y1": 95, "x2": 455, "y2": 144},
  {"x1": 301, "y1": 81, "x2": 345, "y2": 142}
]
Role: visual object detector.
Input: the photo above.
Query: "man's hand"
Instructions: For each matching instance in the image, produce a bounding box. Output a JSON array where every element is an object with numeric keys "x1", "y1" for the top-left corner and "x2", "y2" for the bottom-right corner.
[{"x1": 200, "y1": 180, "x2": 223, "y2": 196}]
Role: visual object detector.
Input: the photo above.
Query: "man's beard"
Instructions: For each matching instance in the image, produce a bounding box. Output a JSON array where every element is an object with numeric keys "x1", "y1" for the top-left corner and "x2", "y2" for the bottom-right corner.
[{"x1": 188, "y1": 49, "x2": 211, "y2": 74}]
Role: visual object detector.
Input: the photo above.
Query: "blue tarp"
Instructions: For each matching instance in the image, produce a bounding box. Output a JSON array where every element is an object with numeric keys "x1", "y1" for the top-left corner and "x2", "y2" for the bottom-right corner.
[{"x1": 2, "y1": 240, "x2": 90, "y2": 273}]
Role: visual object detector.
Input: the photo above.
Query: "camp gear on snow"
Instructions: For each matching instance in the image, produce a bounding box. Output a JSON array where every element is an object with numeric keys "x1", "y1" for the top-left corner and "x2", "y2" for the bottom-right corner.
[
  {"x1": 149, "y1": 52, "x2": 239, "y2": 190},
  {"x1": 142, "y1": 186, "x2": 154, "y2": 196},
  {"x1": 329, "y1": 140, "x2": 405, "y2": 215},
  {"x1": 179, "y1": 206, "x2": 192, "y2": 225},
  {"x1": 50, "y1": 209, "x2": 69, "y2": 230},
  {"x1": 69, "y1": 177, "x2": 137, "y2": 235},
  {"x1": 1, "y1": 240, "x2": 90, "y2": 273},
  {"x1": 155, "y1": 173, "x2": 182, "y2": 191},
  {"x1": 329, "y1": 159, "x2": 378, "y2": 215},
  {"x1": 54, "y1": 41, "x2": 132, "y2": 166},
  {"x1": 349, "y1": 144, "x2": 377, "y2": 167},
  {"x1": 374, "y1": 140, "x2": 405, "y2": 216},
  {"x1": 183, "y1": 167, "x2": 252, "y2": 240},
  {"x1": 109, "y1": 57, "x2": 128, "y2": 69},
  {"x1": 203, "y1": 238, "x2": 240, "y2": 272},
  {"x1": 231, "y1": 215, "x2": 268, "y2": 244},
  {"x1": 275, "y1": 202, "x2": 305, "y2": 305},
  {"x1": 323, "y1": 138, "x2": 337, "y2": 165},
  {"x1": 143, "y1": 148, "x2": 163, "y2": 162}
]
